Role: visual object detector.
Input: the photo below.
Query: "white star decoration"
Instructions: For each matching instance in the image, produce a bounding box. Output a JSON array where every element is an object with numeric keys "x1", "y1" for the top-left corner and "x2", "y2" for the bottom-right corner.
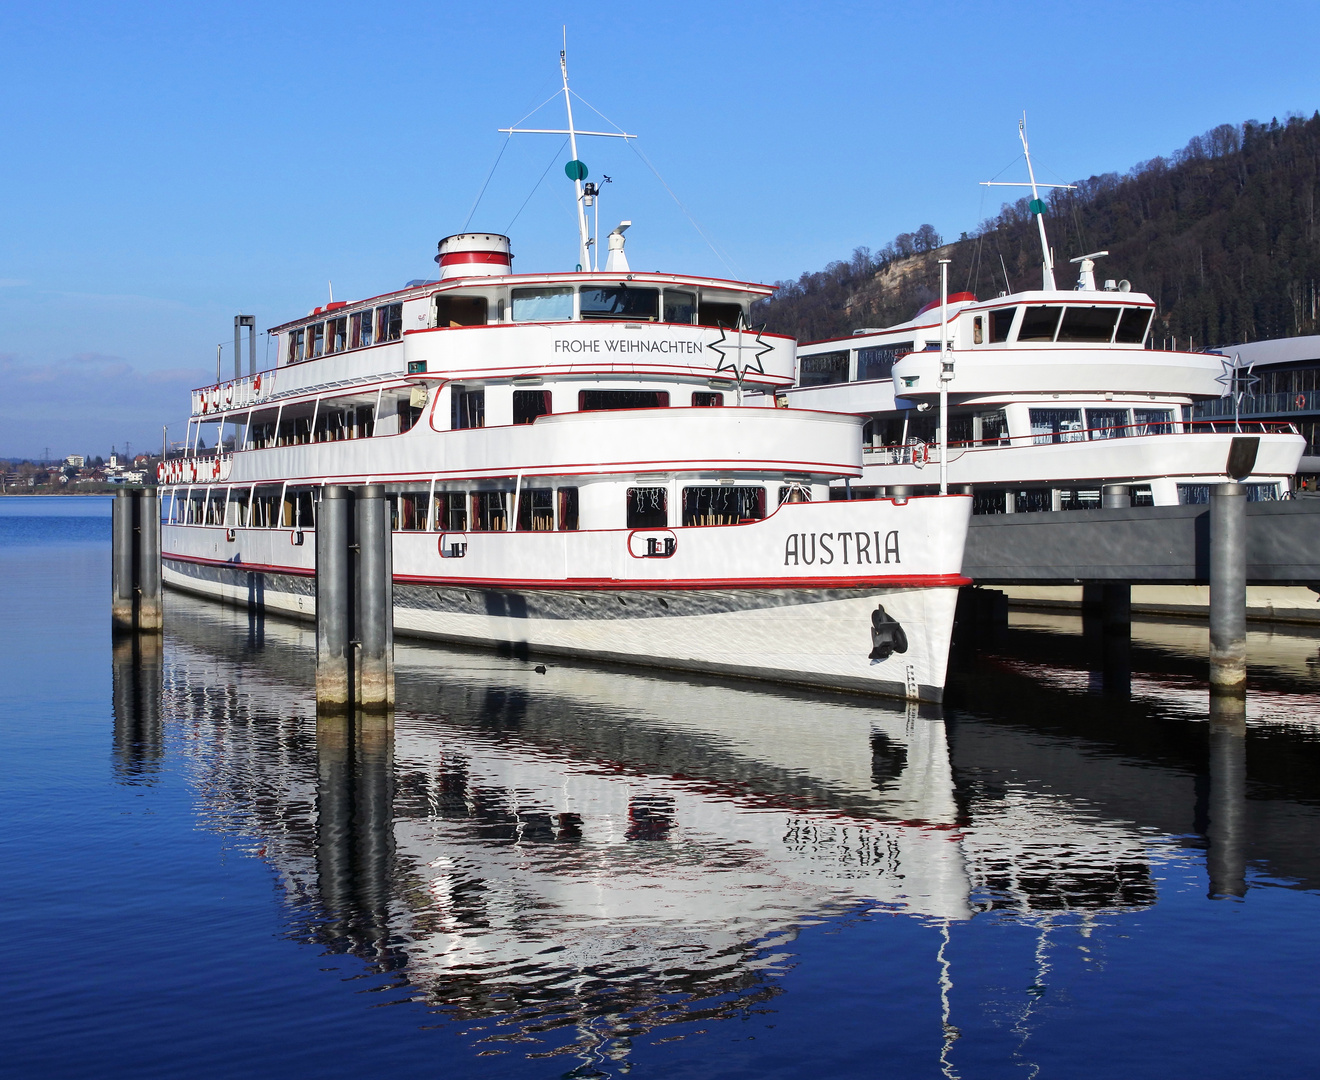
[
  {"x1": 708, "y1": 314, "x2": 774, "y2": 383},
  {"x1": 1215, "y1": 351, "x2": 1259, "y2": 401}
]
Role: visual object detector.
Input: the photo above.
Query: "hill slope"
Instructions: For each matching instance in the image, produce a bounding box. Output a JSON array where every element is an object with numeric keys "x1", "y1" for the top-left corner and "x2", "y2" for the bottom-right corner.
[{"x1": 755, "y1": 113, "x2": 1320, "y2": 348}]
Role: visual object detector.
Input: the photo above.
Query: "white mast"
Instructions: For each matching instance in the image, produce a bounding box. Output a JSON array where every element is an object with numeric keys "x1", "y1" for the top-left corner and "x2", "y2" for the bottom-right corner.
[
  {"x1": 499, "y1": 35, "x2": 636, "y2": 271},
  {"x1": 938, "y1": 258, "x2": 951, "y2": 495},
  {"x1": 981, "y1": 114, "x2": 1076, "y2": 291}
]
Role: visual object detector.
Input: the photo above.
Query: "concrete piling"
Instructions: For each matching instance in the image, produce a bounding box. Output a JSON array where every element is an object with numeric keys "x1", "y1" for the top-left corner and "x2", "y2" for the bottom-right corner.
[
  {"x1": 316, "y1": 484, "x2": 394, "y2": 715},
  {"x1": 1206, "y1": 692, "x2": 1247, "y2": 898},
  {"x1": 111, "y1": 487, "x2": 163, "y2": 635},
  {"x1": 1209, "y1": 484, "x2": 1248, "y2": 694}
]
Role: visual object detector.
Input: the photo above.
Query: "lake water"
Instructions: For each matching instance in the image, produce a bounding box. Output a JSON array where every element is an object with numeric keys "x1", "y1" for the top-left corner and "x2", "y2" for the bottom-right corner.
[{"x1": 2, "y1": 496, "x2": 1318, "y2": 1078}]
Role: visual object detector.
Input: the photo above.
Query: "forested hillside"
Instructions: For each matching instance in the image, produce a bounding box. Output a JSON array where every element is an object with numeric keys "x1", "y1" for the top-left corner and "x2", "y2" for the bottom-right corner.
[{"x1": 755, "y1": 113, "x2": 1320, "y2": 348}]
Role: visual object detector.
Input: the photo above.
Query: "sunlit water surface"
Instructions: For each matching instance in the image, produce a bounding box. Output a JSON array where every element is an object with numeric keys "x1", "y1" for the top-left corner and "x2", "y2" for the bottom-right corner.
[{"x1": 2, "y1": 496, "x2": 1318, "y2": 1078}]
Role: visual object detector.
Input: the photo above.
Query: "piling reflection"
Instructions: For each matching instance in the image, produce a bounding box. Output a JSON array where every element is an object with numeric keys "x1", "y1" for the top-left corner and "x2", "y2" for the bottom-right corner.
[
  {"x1": 153, "y1": 592, "x2": 1320, "y2": 1069},
  {"x1": 112, "y1": 635, "x2": 163, "y2": 783}
]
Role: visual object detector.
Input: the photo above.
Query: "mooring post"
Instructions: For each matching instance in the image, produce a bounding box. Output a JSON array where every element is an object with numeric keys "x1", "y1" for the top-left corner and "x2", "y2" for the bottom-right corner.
[
  {"x1": 316, "y1": 485, "x2": 352, "y2": 713},
  {"x1": 355, "y1": 484, "x2": 395, "y2": 712},
  {"x1": 1209, "y1": 484, "x2": 1248, "y2": 694},
  {"x1": 111, "y1": 489, "x2": 136, "y2": 633},
  {"x1": 1101, "y1": 483, "x2": 1130, "y2": 509},
  {"x1": 136, "y1": 487, "x2": 163, "y2": 632},
  {"x1": 1206, "y1": 692, "x2": 1247, "y2": 898}
]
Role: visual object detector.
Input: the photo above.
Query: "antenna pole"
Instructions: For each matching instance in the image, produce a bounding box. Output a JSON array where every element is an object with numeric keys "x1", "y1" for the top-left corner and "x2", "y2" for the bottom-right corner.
[
  {"x1": 1019, "y1": 116, "x2": 1056, "y2": 290},
  {"x1": 938, "y1": 259, "x2": 951, "y2": 495},
  {"x1": 560, "y1": 43, "x2": 591, "y2": 270}
]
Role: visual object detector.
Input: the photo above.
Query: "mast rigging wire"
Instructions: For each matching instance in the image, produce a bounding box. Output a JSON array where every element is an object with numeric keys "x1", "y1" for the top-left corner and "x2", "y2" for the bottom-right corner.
[{"x1": 505, "y1": 137, "x2": 570, "y2": 232}]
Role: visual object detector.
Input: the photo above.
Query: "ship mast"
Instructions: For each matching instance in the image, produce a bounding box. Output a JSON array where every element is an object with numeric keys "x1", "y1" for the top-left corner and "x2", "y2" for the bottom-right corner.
[
  {"x1": 500, "y1": 36, "x2": 635, "y2": 270},
  {"x1": 981, "y1": 115, "x2": 1076, "y2": 291}
]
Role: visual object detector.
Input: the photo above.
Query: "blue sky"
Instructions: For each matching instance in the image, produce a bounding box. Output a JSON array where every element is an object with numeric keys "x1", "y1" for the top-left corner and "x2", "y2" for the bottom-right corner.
[{"x1": 1, "y1": 0, "x2": 1318, "y2": 458}]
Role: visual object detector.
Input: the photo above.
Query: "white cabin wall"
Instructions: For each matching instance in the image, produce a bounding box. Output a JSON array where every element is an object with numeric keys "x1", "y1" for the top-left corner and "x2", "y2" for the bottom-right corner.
[
  {"x1": 484, "y1": 384, "x2": 512, "y2": 427},
  {"x1": 578, "y1": 480, "x2": 622, "y2": 531}
]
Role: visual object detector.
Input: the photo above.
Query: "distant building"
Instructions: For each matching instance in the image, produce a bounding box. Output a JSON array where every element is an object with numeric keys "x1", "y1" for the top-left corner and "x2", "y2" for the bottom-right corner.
[
  {"x1": 65, "y1": 454, "x2": 85, "y2": 468},
  {"x1": 1198, "y1": 334, "x2": 1320, "y2": 486}
]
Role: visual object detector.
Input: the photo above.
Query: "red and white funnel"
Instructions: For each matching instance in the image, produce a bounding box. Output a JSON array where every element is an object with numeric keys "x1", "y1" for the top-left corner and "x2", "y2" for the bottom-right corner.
[{"x1": 434, "y1": 233, "x2": 513, "y2": 280}]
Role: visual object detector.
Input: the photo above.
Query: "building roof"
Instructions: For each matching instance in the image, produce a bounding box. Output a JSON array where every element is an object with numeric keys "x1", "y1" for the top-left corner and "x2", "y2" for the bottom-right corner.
[{"x1": 1216, "y1": 335, "x2": 1320, "y2": 368}]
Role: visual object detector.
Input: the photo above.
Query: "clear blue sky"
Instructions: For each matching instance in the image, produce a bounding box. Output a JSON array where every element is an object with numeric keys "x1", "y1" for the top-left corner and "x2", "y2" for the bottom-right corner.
[{"x1": 2, "y1": 0, "x2": 1317, "y2": 458}]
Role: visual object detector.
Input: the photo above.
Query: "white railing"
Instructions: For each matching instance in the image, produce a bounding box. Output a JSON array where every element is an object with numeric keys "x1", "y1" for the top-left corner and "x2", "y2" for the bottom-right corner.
[
  {"x1": 157, "y1": 454, "x2": 233, "y2": 486},
  {"x1": 191, "y1": 370, "x2": 277, "y2": 418}
]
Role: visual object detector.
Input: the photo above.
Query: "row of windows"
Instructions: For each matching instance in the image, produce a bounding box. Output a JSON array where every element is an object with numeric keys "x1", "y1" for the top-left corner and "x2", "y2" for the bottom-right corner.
[
  {"x1": 287, "y1": 303, "x2": 403, "y2": 363},
  {"x1": 169, "y1": 482, "x2": 812, "y2": 530},
  {"x1": 452, "y1": 388, "x2": 722, "y2": 430},
  {"x1": 1029, "y1": 408, "x2": 1173, "y2": 444}
]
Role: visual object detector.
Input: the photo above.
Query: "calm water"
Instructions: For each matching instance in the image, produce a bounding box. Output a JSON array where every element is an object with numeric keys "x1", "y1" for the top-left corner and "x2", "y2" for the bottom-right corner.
[{"x1": 2, "y1": 496, "x2": 1318, "y2": 1078}]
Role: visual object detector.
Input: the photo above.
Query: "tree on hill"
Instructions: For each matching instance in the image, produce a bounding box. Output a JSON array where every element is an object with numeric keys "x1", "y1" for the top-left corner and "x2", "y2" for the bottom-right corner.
[{"x1": 756, "y1": 113, "x2": 1320, "y2": 348}]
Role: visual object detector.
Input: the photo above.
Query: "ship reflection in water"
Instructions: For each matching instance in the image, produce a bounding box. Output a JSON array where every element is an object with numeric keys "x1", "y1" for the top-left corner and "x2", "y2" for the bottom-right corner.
[{"x1": 112, "y1": 594, "x2": 1320, "y2": 1072}]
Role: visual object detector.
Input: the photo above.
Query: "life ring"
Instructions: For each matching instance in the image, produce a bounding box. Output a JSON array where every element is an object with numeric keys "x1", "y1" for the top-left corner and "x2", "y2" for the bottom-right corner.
[
  {"x1": 910, "y1": 442, "x2": 928, "y2": 465},
  {"x1": 211, "y1": 457, "x2": 221, "y2": 480},
  {"x1": 224, "y1": 383, "x2": 233, "y2": 407},
  {"x1": 1296, "y1": 393, "x2": 1306, "y2": 409},
  {"x1": 156, "y1": 462, "x2": 166, "y2": 483}
]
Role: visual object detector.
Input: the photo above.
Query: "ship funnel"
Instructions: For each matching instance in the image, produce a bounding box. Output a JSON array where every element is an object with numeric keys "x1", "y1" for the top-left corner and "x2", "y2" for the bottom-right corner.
[{"x1": 434, "y1": 233, "x2": 513, "y2": 279}]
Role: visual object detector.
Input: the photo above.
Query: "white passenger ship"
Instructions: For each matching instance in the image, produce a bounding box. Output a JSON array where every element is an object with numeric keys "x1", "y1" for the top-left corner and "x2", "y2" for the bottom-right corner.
[
  {"x1": 786, "y1": 123, "x2": 1305, "y2": 511},
  {"x1": 158, "y1": 56, "x2": 972, "y2": 702}
]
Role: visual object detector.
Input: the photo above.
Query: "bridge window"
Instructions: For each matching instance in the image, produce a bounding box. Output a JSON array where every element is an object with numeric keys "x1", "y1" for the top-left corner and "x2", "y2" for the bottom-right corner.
[
  {"x1": 557, "y1": 487, "x2": 579, "y2": 530},
  {"x1": 683, "y1": 486, "x2": 766, "y2": 526},
  {"x1": 579, "y1": 389, "x2": 669, "y2": 411},
  {"x1": 376, "y1": 303, "x2": 403, "y2": 342},
  {"x1": 287, "y1": 329, "x2": 305, "y2": 363},
  {"x1": 452, "y1": 386, "x2": 485, "y2": 429},
  {"x1": 513, "y1": 390, "x2": 552, "y2": 424},
  {"x1": 350, "y1": 311, "x2": 373, "y2": 348},
  {"x1": 692, "y1": 391, "x2": 723, "y2": 406},
  {"x1": 1058, "y1": 306, "x2": 1119, "y2": 343},
  {"x1": 799, "y1": 351, "x2": 848, "y2": 387},
  {"x1": 1029, "y1": 408, "x2": 1084, "y2": 444},
  {"x1": 580, "y1": 286, "x2": 659, "y2": 321},
  {"x1": 1115, "y1": 307, "x2": 1153, "y2": 344},
  {"x1": 436, "y1": 295, "x2": 488, "y2": 327},
  {"x1": 471, "y1": 491, "x2": 508, "y2": 531},
  {"x1": 698, "y1": 301, "x2": 743, "y2": 328},
  {"x1": 857, "y1": 343, "x2": 912, "y2": 381},
  {"x1": 1018, "y1": 306, "x2": 1062, "y2": 342},
  {"x1": 308, "y1": 322, "x2": 325, "y2": 358},
  {"x1": 664, "y1": 290, "x2": 697, "y2": 324},
  {"x1": 627, "y1": 487, "x2": 668, "y2": 529},
  {"x1": 511, "y1": 286, "x2": 573, "y2": 322},
  {"x1": 989, "y1": 307, "x2": 1016, "y2": 342},
  {"x1": 516, "y1": 488, "x2": 555, "y2": 531}
]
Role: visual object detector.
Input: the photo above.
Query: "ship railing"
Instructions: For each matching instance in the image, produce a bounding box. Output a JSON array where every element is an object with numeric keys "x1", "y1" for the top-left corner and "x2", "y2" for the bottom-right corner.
[
  {"x1": 191, "y1": 369, "x2": 277, "y2": 417},
  {"x1": 157, "y1": 453, "x2": 234, "y2": 486},
  {"x1": 864, "y1": 418, "x2": 1300, "y2": 463}
]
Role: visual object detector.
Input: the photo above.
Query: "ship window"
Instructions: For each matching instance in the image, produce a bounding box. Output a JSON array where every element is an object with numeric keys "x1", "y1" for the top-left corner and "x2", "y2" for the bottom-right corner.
[
  {"x1": 452, "y1": 386, "x2": 485, "y2": 429},
  {"x1": 391, "y1": 492, "x2": 428, "y2": 531},
  {"x1": 433, "y1": 491, "x2": 467, "y2": 531},
  {"x1": 682, "y1": 486, "x2": 766, "y2": 526},
  {"x1": 308, "y1": 322, "x2": 325, "y2": 358},
  {"x1": 627, "y1": 487, "x2": 668, "y2": 528},
  {"x1": 1029, "y1": 407, "x2": 1085, "y2": 444},
  {"x1": 513, "y1": 390, "x2": 552, "y2": 424},
  {"x1": 1115, "y1": 307, "x2": 1153, "y2": 344},
  {"x1": 511, "y1": 286, "x2": 573, "y2": 322},
  {"x1": 989, "y1": 307, "x2": 1016, "y2": 342},
  {"x1": 435, "y1": 295, "x2": 488, "y2": 327},
  {"x1": 1018, "y1": 306, "x2": 1062, "y2": 342},
  {"x1": 975, "y1": 409, "x2": 1009, "y2": 445},
  {"x1": 778, "y1": 484, "x2": 812, "y2": 505},
  {"x1": 350, "y1": 311, "x2": 373, "y2": 348},
  {"x1": 557, "y1": 487, "x2": 579, "y2": 530},
  {"x1": 471, "y1": 491, "x2": 508, "y2": 531},
  {"x1": 1058, "y1": 306, "x2": 1120, "y2": 343},
  {"x1": 799, "y1": 351, "x2": 848, "y2": 387},
  {"x1": 287, "y1": 329, "x2": 305, "y2": 363},
  {"x1": 857, "y1": 343, "x2": 912, "y2": 381},
  {"x1": 698, "y1": 300, "x2": 743, "y2": 328},
  {"x1": 973, "y1": 316, "x2": 984, "y2": 344},
  {"x1": 664, "y1": 290, "x2": 697, "y2": 324},
  {"x1": 579, "y1": 389, "x2": 669, "y2": 411},
  {"x1": 250, "y1": 485, "x2": 282, "y2": 527},
  {"x1": 516, "y1": 488, "x2": 555, "y2": 531},
  {"x1": 1133, "y1": 408, "x2": 1173, "y2": 435},
  {"x1": 376, "y1": 303, "x2": 403, "y2": 342},
  {"x1": 692, "y1": 391, "x2": 723, "y2": 406},
  {"x1": 397, "y1": 397, "x2": 423, "y2": 433},
  {"x1": 580, "y1": 286, "x2": 659, "y2": 321},
  {"x1": 1086, "y1": 408, "x2": 1131, "y2": 439},
  {"x1": 327, "y1": 316, "x2": 348, "y2": 353}
]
